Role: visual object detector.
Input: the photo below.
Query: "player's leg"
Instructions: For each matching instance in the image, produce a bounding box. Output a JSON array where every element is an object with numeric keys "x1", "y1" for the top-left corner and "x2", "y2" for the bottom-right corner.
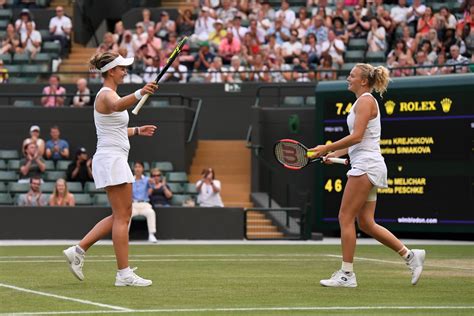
[
  {"x1": 320, "y1": 174, "x2": 372, "y2": 288},
  {"x1": 357, "y1": 199, "x2": 426, "y2": 285},
  {"x1": 105, "y1": 183, "x2": 132, "y2": 270},
  {"x1": 107, "y1": 183, "x2": 152, "y2": 287},
  {"x1": 63, "y1": 207, "x2": 113, "y2": 281}
]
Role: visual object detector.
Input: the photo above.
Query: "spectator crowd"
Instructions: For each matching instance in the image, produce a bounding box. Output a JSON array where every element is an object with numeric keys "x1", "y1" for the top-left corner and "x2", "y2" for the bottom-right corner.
[{"x1": 90, "y1": 0, "x2": 474, "y2": 82}]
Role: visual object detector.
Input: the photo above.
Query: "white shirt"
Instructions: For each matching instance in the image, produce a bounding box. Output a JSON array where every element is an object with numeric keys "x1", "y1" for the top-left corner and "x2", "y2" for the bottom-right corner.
[
  {"x1": 275, "y1": 8, "x2": 296, "y2": 29},
  {"x1": 21, "y1": 30, "x2": 41, "y2": 52},
  {"x1": 321, "y1": 39, "x2": 345, "y2": 61},
  {"x1": 196, "y1": 180, "x2": 224, "y2": 207},
  {"x1": 281, "y1": 41, "x2": 303, "y2": 57},
  {"x1": 49, "y1": 15, "x2": 72, "y2": 36},
  {"x1": 94, "y1": 87, "x2": 130, "y2": 154},
  {"x1": 390, "y1": 6, "x2": 410, "y2": 24}
]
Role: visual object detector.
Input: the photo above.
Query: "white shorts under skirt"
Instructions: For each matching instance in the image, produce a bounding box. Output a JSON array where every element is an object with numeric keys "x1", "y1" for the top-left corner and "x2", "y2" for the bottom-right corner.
[
  {"x1": 346, "y1": 157, "x2": 388, "y2": 189},
  {"x1": 92, "y1": 151, "x2": 134, "y2": 189}
]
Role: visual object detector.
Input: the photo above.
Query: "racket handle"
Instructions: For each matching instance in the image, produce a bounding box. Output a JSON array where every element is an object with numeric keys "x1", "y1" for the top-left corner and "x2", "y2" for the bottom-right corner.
[
  {"x1": 131, "y1": 94, "x2": 150, "y2": 115},
  {"x1": 326, "y1": 157, "x2": 349, "y2": 165}
]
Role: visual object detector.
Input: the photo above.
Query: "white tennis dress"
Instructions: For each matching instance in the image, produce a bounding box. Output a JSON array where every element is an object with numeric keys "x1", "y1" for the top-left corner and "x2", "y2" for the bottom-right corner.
[
  {"x1": 346, "y1": 92, "x2": 388, "y2": 188},
  {"x1": 92, "y1": 87, "x2": 134, "y2": 189}
]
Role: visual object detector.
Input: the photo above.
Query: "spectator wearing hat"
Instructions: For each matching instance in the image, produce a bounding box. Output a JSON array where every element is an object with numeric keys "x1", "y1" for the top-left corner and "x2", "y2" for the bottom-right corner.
[
  {"x1": 195, "y1": 6, "x2": 216, "y2": 42},
  {"x1": 18, "y1": 176, "x2": 48, "y2": 206},
  {"x1": 20, "y1": 21, "x2": 41, "y2": 58},
  {"x1": 218, "y1": 31, "x2": 241, "y2": 64},
  {"x1": 155, "y1": 11, "x2": 176, "y2": 41},
  {"x1": 66, "y1": 147, "x2": 93, "y2": 185},
  {"x1": 15, "y1": 8, "x2": 35, "y2": 38},
  {"x1": 332, "y1": 16, "x2": 349, "y2": 45},
  {"x1": 41, "y1": 75, "x2": 66, "y2": 108},
  {"x1": 45, "y1": 125, "x2": 70, "y2": 162},
  {"x1": 119, "y1": 30, "x2": 135, "y2": 58},
  {"x1": 208, "y1": 19, "x2": 227, "y2": 49},
  {"x1": 176, "y1": 9, "x2": 195, "y2": 37},
  {"x1": 19, "y1": 141, "x2": 46, "y2": 183},
  {"x1": 48, "y1": 6, "x2": 72, "y2": 57},
  {"x1": 22, "y1": 125, "x2": 45, "y2": 157}
]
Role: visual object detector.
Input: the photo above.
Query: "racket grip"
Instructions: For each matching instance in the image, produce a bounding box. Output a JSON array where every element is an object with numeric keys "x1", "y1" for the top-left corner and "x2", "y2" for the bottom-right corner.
[
  {"x1": 326, "y1": 157, "x2": 349, "y2": 165},
  {"x1": 131, "y1": 94, "x2": 150, "y2": 115}
]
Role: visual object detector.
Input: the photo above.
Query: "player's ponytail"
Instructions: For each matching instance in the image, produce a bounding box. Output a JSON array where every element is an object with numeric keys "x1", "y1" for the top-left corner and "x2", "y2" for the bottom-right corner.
[
  {"x1": 372, "y1": 65, "x2": 390, "y2": 98},
  {"x1": 89, "y1": 52, "x2": 119, "y2": 77},
  {"x1": 356, "y1": 63, "x2": 391, "y2": 98}
]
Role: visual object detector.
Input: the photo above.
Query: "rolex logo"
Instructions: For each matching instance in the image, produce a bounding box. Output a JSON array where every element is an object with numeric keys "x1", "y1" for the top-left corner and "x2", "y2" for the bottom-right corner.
[
  {"x1": 440, "y1": 98, "x2": 452, "y2": 113},
  {"x1": 384, "y1": 100, "x2": 396, "y2": 115}
]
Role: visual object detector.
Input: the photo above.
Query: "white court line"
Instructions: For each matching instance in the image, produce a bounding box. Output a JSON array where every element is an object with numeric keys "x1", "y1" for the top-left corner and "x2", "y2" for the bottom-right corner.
[
  {"x1": 0, "y1": 258, "x2": 336, "y2": 264},
  {"x1": 324, "y1": 254, "x2": 474, "y2": 271},
  {"x1": 0, "y1": 283, "x2": 132, "y2": 312},
  {"x1": 2, "y1": 306, "x2": 474, "y2": 315}
]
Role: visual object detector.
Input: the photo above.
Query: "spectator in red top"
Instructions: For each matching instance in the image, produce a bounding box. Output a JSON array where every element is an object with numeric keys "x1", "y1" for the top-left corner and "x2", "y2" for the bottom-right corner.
[
  {"x1": 416, "y1": 7, "x2": 435, "y2": 37},
  {"x1": 218, "y1": 31, "x2": 241, "y2": 64},
  {"x1": 41, "y1": 75, "x2": 66, "y2": 107}
]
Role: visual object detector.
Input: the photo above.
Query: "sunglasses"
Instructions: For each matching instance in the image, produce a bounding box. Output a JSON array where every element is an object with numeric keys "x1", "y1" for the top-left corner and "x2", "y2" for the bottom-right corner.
[{"x1": 152, "y1": 174, "x2": 161, "y2": 177}]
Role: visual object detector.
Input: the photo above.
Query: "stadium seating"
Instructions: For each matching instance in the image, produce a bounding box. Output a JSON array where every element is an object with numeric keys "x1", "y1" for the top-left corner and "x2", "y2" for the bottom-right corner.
[
  {"x1": 73, "y1": 193, "x2": 93, "y2": 205},
  {"x1": 0, "y1": 192, "x2": 13, "y2": 205},
  {"x1": 167, "y1": 172, "x2": 188, "y2": 183}
]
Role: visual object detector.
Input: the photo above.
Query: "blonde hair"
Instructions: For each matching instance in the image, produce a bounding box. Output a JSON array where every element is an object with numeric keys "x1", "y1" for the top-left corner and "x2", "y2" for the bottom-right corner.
[
  {"x1": 89, "y1": 52, "x2": 119, "y2": 77},
  {"x1": 355, "y1": 63, "x2": 390, "y2": 97},
  {"x1": 52, "y1": 178, "x2": 70, "y2": 206}
]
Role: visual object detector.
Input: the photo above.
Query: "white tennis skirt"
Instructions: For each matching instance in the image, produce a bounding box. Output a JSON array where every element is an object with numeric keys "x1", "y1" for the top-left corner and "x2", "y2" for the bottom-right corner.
[
  {"x1": 92, "y1": 150, "x2": 134, "y2": 189},
  {"x1": 347, "y1": 156, "x2": 388, "y2": 188}
]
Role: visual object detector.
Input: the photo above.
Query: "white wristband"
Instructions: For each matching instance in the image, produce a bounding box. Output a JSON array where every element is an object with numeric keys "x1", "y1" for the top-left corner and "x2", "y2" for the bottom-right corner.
[{"x1": 134, "y1": 89, "x2": 143, "y2": 100}]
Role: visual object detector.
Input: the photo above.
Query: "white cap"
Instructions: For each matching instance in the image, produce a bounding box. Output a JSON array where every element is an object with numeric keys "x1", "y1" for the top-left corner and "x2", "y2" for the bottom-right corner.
[
  {"x1": 30, "y1": 125, "x2": 40, "y2": 132},
  {"x1": 100, "y1": 55, "x2": 134, "y2": 73}
]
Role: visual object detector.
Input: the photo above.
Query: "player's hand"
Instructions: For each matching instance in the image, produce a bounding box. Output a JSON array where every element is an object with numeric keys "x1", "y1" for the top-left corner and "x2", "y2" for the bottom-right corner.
[
  {"x1": 138, "y1": 125, "x2": 157, "y2": 137},
  {"x1": 307, "y1": 145, "x2": 328, "y2": 159},
  {"x1": 140, "y1": 82, "x2": 159, "y2": 96},
  {"x1": 322, "y1": 152, "x2": 337, "y2": 164}
]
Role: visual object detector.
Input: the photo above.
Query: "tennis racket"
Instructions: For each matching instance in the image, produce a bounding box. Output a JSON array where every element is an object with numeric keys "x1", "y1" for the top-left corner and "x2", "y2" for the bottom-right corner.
[
  {"x1": 274, "y1": 139, "x2": 349, "y2": 170},
  {"x1": 132, "y1": 36, "x2": 188, "y2": 115}
]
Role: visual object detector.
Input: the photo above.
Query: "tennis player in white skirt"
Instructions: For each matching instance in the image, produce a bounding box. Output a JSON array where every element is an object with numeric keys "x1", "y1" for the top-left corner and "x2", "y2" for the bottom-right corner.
[
  {"x1": 308, "y1": 63, "x2": 425, "y2": 288},
  {"x1": 63, "y1": 52, "x2": 158, "y2": 287}
]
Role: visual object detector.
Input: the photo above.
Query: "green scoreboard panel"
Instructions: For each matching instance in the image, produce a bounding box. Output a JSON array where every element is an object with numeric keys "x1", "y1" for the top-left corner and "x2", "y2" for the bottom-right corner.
[{"x1": 314, "y1": 74, "x2": 474, "y2": 234}]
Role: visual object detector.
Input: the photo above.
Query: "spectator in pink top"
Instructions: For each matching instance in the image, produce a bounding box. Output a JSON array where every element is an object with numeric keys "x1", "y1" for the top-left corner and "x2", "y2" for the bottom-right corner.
[
  {"x1": 145, "y1": 26, "x2": 162, "y2": 58},
  {"x1": 218, "y1": 31, "x2": 241, "y2": 64},
  {"x1": 41, "y1": 75, "x2": 66, "y2": 107}
]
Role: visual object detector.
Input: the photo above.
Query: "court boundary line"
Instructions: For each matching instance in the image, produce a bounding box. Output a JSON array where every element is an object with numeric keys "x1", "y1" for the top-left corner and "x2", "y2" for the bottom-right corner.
[
  {"x1": 0, "y1": 253, "x2": 472, "y2": 271},
  {"x1": 0, "y1": 283, "x2": 132, "y2": 312},
  {"x1": 1, "y1": 305, "x2": 474, "y2": 315}
]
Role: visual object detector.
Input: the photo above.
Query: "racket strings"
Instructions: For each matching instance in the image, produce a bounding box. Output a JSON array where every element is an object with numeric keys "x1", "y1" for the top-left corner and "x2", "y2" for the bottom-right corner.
[{"x1": 274, "y1": 142, "x2": 308, "y2": 168}]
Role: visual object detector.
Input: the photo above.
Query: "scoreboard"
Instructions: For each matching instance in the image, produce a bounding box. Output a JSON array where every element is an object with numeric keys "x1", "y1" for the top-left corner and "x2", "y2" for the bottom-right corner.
[{"x1": 314, "y1": 74, "x2": 474, "y2": 234}]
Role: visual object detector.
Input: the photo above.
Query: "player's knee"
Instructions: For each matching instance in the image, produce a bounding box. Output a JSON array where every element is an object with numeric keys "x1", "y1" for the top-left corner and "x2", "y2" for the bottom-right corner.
[
  {"x1": 357, "y1": 218, "x2": 375, "y2": 234},
  {"x1": 338, "y1": 211, "x2": 355, "y2": 226}
]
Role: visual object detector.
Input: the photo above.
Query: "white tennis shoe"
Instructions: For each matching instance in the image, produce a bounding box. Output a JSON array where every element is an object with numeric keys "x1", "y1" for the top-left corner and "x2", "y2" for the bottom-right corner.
[
  {"x1": 115, "y1": 268, "x2": 152, "y2": 287},
  {"x1": 320, "y1": 270, "x2": 357, "y2": 288},
  {"x1": 63, "y1": 246, "x2": 85, "y2": 281},
  {"x1": 406, "y1": 249, "x2": 426, "y2": 285}
]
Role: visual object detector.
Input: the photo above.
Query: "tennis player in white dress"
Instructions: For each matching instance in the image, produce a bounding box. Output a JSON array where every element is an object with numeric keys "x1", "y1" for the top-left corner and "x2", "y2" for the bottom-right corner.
[
  {"x1": 309, "y1": 63, "x2": 426, "y2": 288},
  {"x1": 63, "y1": 52, "x2": 158, "y2": 287}
]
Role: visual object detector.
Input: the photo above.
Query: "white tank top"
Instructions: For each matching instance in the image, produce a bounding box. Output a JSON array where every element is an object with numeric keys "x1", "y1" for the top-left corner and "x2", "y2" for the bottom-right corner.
[
  {"x1": 94, "y1": 87, "x2": 130, "y2": 154},
  {"x1": 346, "y1": 92, "x2": 382, "y2": 160}
]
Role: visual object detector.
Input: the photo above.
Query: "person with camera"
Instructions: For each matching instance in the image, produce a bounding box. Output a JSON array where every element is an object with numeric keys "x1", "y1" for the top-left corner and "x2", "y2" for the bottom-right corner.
[
  {"x1": 149, "y1": 168, "x2": 173, "y2": 207},
  {"x1": 196, "y1": 167, "x2": 224, "y2": 207},
  {"x1": 66, "y1": 147, "x2": 93, "y2": 185}
]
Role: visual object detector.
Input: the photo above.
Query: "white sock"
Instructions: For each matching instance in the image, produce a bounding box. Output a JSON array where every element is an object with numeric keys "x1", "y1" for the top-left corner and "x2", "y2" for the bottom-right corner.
[
  {"x1": 341, "y1": 261, "x2": 353, "y2": 274},
  {"x1": 398, "y1": 246, "x2": 412, "y2": 260},
  {"x1": 118, "y1": 267, "x2": 132, "y2": 277},
  {"x1": 75, "y1": 245, "x2": 85, "y2": 255}
]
